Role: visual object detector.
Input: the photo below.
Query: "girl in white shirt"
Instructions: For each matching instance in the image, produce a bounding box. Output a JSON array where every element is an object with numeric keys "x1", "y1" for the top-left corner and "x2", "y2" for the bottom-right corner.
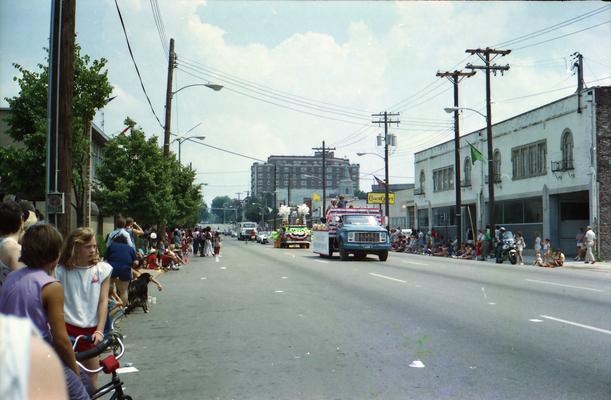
[{"x1": 56, "y1": 227, "x2": 112, "y2": 388}]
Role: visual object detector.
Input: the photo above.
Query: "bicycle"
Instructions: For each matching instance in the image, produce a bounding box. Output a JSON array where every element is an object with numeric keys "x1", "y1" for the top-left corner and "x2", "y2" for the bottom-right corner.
[{"x1": 72, "y1": 311, "x2": 133, "y2": 399}]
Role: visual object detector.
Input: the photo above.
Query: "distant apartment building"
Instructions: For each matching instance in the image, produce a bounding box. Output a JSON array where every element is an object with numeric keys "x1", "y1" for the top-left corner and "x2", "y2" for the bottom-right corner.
[
  {"x1": 413, "y1": 86, "x2": 610, "y2": 258},
  {"x1": 251, "y1": 151, "x2": 360, "y2": 207}
]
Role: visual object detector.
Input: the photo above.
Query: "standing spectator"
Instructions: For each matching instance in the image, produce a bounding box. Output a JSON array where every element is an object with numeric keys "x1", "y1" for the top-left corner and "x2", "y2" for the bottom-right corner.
[
  {"x1": 0, "y1": 223, "x2": 90, "y2": 399},
  {"x1": 534, "y1": 232, "x2": 542, "y2": 256},
  {"x1": 125, "y1": 218, "x2": 143, "y2": 248},
  {"x1": 213, "y1": 231, "x2": 222, "y2": 258},
  {"x1": 104, "y1": 234, "x2": 137, "y2": 306},
  {"x1": 542, "y1": 238, "x2": 551, "y2": 263},
  {"x1": 56, "y1": 227, "x2": 112, "y2": 388},
  {"x1": 475, "y1": 229, "x2": 483, "y2": 260},
  {"x1": 0, "y1": 201, "x2": 25, "y2": 287},
  {"x1": 481, "y1": 225, "x2": 492, "y2": 261},
  {"x1": 192, "y1": 229, "x2": 201, "y2": 255},
  {"x1": 337, "y1": 195, "x2": 347, "y2": 208},
  {"x1": 106, "y1": 216, "x2": 134, "y2": 249},
  {"x1": 574, "y1": 227, "x2": 585, "y2": 261},
  {"x1": 584, "y1": 225, "x2": 596, "y2": 264},
  {"x1": 515, "y1": 231, "x2": 526, "y2": 266}
]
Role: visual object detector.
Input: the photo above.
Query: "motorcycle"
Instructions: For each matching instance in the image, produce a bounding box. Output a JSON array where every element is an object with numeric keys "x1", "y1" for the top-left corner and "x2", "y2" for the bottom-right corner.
[{"x1": 495, "y1": 231, "x2": 518, "y2": 265}]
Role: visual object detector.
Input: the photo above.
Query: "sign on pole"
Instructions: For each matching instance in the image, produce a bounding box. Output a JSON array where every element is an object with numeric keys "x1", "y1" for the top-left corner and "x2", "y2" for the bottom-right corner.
[{"x1": 367, "y1": 192, "x2": 395, "y2": 204}]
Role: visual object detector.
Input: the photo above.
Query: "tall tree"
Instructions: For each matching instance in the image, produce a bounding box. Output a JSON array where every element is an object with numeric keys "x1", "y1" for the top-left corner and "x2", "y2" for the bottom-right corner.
[
  {"x1": 211, "y1": 196, "x2": 232, "y2": 223},
  {"x1": 0, "y1": 45, "x2": 112, "y2": 224},
  {"x1": 167, "y1": 161, "x2": 203, "y2": 227},
  {"x1": 94, "y1": 118, "x2": 173, "y2": 226}
]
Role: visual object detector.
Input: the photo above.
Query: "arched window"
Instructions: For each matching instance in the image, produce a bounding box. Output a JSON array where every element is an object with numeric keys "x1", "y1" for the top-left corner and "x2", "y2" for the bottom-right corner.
[
  {"x1": 464, "y1": 157, "x2": 472, "y2": 186},
  {"x1": 493, "y1": 149, "x2": 501, "y2": 182},
  {"x1": 419, "y1": 170, "x2": 425, "y2": 193},
  {"x1": 561, "y1": 129, "x2": 573, "y2": 169}
]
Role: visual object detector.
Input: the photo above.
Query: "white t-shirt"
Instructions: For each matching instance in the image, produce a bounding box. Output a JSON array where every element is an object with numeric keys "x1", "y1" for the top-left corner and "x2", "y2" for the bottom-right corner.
[
  {"x1": 55, "y1": 261, "x2": 113, "y2": 328},
  {"x1": 584, "y1": 229, "x2": 596, "y2": 244}
]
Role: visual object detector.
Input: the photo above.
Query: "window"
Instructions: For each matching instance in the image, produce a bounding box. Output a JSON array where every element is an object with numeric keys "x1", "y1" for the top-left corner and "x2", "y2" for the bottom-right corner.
[
  {"x1": 418, "y1": 170, "x2": 425, "y2": 194},
  {"x1": 433, "y1": 166, "x2": 454, "y2": 192},
  {"x1": 561, "y1": 129, "x2": 573, "y2": 169},
  {"x1": 511, "y1": 140, "x2": 547, "y2": 179},
  {"x1": 464, "y1": 157, "x2": 471, "y2": 186},
  {"x1": 493, "y1": 149, "x2": 501, "y2": 182}
]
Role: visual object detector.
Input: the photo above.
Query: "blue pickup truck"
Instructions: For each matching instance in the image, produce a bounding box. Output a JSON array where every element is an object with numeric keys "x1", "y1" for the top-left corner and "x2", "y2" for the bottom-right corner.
[{"x1": 312, "y1": 208, "x2": 390, "y2": 261}]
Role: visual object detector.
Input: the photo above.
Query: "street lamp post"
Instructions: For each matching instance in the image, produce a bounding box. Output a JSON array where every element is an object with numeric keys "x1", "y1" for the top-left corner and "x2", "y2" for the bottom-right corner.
[
  {"x1": 172, "y1": 135, "x2": 206, "y2": 163},
  {"x1": 357, "y1": 151, "x2": 391, "y2": 227}
]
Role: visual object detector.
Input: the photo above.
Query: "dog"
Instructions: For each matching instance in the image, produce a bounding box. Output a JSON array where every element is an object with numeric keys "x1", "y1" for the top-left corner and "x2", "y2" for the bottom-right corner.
[{"x1": 125, "y1": 273, "x2": 153, "y2": 314}]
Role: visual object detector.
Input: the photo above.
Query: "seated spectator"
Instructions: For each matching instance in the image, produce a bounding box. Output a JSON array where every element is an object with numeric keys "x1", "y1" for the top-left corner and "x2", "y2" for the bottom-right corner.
[
  {"x1": 546, "y1": 248, "x2": 565, "y2": 268},
  {"x1": 432, "y1": 245, "x2": 448, "y2": 257},
  {"x1": 533, "y1": 252, "x2": 545, "y2": 267},
  {"x1": 0, "y1": 200, "x2": 25, "y2": 288},
  {"x1": 146, "y1": 248, "x2": 160, "y2": 270},
  {"x1": 460, "y1": 244, "x2": 474, "y2": 259}
]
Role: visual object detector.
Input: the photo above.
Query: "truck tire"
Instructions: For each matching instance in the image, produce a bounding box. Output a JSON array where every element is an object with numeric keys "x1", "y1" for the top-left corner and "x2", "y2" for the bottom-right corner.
[
  {"x1": 339, "y1": 242, "x2": 349, "y2": 261},
  {"x1": 378, "y1": 251, "x2": 388, "y2": 261}
]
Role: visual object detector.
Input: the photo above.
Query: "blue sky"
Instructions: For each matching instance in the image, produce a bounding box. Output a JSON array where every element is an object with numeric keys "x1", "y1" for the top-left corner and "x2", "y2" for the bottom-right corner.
[{"x1": 1, "y1": 1, "x2": 609, "y2": 204}]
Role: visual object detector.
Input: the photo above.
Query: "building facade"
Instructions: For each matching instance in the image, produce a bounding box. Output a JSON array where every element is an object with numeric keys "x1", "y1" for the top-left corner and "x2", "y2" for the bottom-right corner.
[
  {"x1": 251, "y1": 151, "x2": 360, "y2": 207},
  {"x1": 413, "y1": 86, "x2": 610, "y2": 258}
]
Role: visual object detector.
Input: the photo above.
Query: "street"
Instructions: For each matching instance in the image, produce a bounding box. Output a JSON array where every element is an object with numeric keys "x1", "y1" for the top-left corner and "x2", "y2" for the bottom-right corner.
[{"x1": 117, "y1": 240, "x2": 611, "y2": 400}]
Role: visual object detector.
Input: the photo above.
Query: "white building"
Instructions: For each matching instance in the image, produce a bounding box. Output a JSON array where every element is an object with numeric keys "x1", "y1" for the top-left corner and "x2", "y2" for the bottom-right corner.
[{"x1": 414, "y1": 86, "x2": 610, "y2": 258}]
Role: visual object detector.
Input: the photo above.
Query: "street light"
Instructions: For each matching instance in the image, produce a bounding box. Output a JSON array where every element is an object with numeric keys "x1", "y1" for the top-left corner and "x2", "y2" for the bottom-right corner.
[
  {"x1": 357, "y1": 151, "x2": 391, "y2": 229},
  {"x1": 444, "y1": 106, "x2": 492, "y2": 242},
  {"x1": 172, "y1": 135, "x2": 206, "y2": 163}
]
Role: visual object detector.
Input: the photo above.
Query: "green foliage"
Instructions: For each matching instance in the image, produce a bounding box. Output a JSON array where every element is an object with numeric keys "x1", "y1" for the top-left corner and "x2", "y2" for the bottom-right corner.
[
  {"x1": 94, "y1": 120, "x2": 173, "y2": 226},
  {"x1": 211, "y1": 196, "x2": 232, "y2": 222},
  {"x1": 96, "y1": 234, "x2": 107, "y2": 258},
  {"x1": 0, "y1": 45, "x2": 112, "y2": 207},
  {"x1": 94, "y1": 118, "x2": 203, "y2": 228},
  {"x1": 244, "y1": 203, "x2": 262, "y2": 222}
]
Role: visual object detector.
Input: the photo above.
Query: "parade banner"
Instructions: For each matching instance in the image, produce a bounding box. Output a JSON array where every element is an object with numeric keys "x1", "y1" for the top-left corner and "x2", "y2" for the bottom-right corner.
[
  {"x1": 312, "y1": 230, "x2": 330, "y2": 255},
  {"x1": 367, "y1": 192, "x2": 395, "y2": 204}
]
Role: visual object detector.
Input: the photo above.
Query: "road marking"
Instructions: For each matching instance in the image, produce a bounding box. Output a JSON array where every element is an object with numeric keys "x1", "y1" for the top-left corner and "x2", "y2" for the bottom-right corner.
[
  {"x1": 281, "y1": 276, "x2": 288, "y2": 279},
  {"x1": 200, "y1": 277, "x2": 207, "y2": 280},
  {"x1": 525, "y1": 279, "x2": 604, "y2": 293},
  {"x1": 540, "y1": 315, "x2": 611, "y2": 335},
  {"x1": 402, "y1": 260, "x2": 427, "y2": 266},
  {"x1": 481, "y1": 287, "x2": 488, "y2": 299},
  {"x1": 369, "y1": 272, "x2": 406, "y2": 283},
  {"x1": 275, "y1": 290, "x2": 285, "y2": 293},
  {"x1": 488, "y1": 302, "x2": 496, "y2": 305},
  {"x1": 314, "y1": 259, "x2": 329, "y2": 264},
  {"x1": 220, "y1": 267, "x2": 227, "y2": 270},
  {"x1": 529, "y1": 319, "x2": 543, "y2": 323}
]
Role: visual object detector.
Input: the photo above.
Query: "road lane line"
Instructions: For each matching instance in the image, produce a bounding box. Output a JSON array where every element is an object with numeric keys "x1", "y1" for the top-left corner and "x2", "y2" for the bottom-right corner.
[
  {"x1": 525, "y1": 279, "x2": 604, "y2": 293},
  {"x1": 314, "y1": 259, "x2": 329, "y2": 264},
  {"x1": 369, "y1": 272, "x2": 406, "y2": 283},
  {"x1": 401, "y1": 260, "x2": 428, "y2": 266},
  {"x1": 540, "y1": 315, "x2": 611, "y2": 335}
]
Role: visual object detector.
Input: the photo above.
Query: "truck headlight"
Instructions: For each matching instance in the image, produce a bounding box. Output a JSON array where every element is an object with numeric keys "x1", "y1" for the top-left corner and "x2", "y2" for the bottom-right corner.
[
  {"x1": 379, "y1": 232, "x2": 387, "y2": 243},
  {"x1": 348, "y1": 232, "x2": 355, "y2": 242}
]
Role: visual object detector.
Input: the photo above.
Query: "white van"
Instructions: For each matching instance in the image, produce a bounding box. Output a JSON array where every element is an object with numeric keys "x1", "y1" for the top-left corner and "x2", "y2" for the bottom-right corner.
[{"x1": 238, "y1": 222, "x2": 258, "y2": 241}]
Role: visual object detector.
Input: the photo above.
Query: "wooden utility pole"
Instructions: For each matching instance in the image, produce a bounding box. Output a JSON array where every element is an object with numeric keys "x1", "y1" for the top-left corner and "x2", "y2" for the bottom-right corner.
[
  {"x1": 57, "y1": 0, "x2": 76, "y2": 237},
  {"x1": 436, "y1": 69, "x2": 475, "y2": 248},
  {"x1": 46, "y1": 0, "x2": 62, "y2": 226},
  {"x1": 163, "y1": 38, "x2": 175, "y2": 156},
  {"x1": 465, "y1": 47, "x2": 510, "y2": 231},
  {"x1": 572, "y1": 52, "x2": 584, "y2": 113},
  {"x1": 372, "y1": 112, "x2": 400, "y2": 229},
  {"x1": 312, "y1": 141, "x2": 335, "y2": 216}
]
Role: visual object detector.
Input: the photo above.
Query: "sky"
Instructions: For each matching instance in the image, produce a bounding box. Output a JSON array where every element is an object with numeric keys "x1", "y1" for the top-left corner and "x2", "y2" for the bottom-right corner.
[{"x1": 1, "y1": 1, "x2": 609, "y2": 205}]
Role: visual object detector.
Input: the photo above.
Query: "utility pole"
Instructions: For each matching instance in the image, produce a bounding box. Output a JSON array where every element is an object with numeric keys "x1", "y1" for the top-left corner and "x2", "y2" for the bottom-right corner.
[
  {"x1": 436, "y1": 69, "x2": 475, "y2": 248},
  {"x1": 287, "y1": 167, "x2": 292, "y2": 206},
  {"x1": 312, "y1": 141, "x2": 335, "y2": 217},
  {"x1": 465, "y1": 47, "x2": 510, "y2": 232},
  {"x1": 372, "y1": 112, "x2": 400, "y2": 229},
  {"x1": 163, "y1": 38, "x2": 175, "y2": 157},
  {"x1": 57, "y1": 0, "x2": 76, "y2": 237},
  {"x1": 273, "y1": 162, "x2": 277, "y2": 230},
  {"x1": 572, "y1": 52, "x2": 584, "y2": 113},
  {"x1": 46, "y1": 0, "x2": 62, "y2": 226}
]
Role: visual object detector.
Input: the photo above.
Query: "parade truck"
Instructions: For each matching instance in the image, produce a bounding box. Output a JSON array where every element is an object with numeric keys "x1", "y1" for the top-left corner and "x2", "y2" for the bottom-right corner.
[
  {"x1": 312, "y1": 208, "x2": 390, "y2": 261},
  {"x1": 237, "y1": 221, "x2": 258, "y2": 241},
  {"x1": 279, "y1": 225, "x2": 311, "y2": 248}
]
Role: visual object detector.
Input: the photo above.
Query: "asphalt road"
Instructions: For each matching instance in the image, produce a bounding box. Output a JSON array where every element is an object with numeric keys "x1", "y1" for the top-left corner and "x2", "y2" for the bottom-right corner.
[{"x1": 116, "y1": 239, "x2": 611, "y2": 400}]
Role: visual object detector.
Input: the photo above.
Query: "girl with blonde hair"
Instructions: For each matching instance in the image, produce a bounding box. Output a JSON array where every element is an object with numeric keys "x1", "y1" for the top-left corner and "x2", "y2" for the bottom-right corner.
[{"x1": 56, "y1": 227, "x2": 113, "y2": 388}]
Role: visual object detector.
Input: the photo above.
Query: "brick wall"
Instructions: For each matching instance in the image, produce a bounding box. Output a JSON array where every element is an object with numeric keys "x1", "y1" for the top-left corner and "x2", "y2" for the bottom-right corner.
[{"x1": 596, "y1": 86, "x2": 611, "y2": 260}]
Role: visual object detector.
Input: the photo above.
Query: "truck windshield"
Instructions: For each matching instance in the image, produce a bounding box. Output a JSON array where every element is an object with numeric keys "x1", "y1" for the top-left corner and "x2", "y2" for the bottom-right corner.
[
  {"x1": 243, "y1": 223, "x2": 256, "y2": 228},
  {"x1": 342, "y1": 215, "x2": 378, "y2": 226}
]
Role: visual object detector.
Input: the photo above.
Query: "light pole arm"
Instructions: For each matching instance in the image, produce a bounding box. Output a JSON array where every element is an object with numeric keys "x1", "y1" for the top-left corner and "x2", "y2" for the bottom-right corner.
[{"x1": 171, "y1": 83, "x2": 223, "y2": 97}]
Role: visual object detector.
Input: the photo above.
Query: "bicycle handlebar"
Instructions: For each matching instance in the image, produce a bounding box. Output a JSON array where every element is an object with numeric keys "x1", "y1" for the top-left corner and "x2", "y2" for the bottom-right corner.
[{"x1": 75, "y1": 334, "x2": 125, "y2": 373}]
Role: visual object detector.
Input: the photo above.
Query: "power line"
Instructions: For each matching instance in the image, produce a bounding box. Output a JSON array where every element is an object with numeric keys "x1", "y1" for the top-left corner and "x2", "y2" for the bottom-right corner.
[
  {"x1": 513, "y1": 19, "x2": 611, "y2": 51},
  {"x1": 179, "y1": 55, "x2": 373, "y2": 115},
  {"x1": 113, "y1": 0, "x2": 164, "y2": 128},
  {"x1": 149, "y1": 0, "x2": 168, "y2": 56},
  {"x1": 494, "y1": 5, "x2": 610, "y2": 47},
  {"x1": 178, "y1": 60, "x2": 371, "y2": 120}
]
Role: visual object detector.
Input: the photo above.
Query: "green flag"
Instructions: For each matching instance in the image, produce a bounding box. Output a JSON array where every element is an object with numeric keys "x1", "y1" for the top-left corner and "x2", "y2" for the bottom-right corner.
[{"x1": 469, "y1": 142, "x2": 485, "y2": 165}]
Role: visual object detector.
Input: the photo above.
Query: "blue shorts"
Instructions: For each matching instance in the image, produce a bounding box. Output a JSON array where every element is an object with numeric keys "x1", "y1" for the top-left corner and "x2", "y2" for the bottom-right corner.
[{"x1": 111, "y1": 264, "x2": 132, "y2": 281}]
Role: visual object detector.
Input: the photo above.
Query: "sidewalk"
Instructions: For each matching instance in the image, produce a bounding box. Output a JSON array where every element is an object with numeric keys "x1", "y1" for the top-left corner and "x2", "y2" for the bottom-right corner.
[{"x1": 484, "y1": 254, "x2": 611, "y2": 272}]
